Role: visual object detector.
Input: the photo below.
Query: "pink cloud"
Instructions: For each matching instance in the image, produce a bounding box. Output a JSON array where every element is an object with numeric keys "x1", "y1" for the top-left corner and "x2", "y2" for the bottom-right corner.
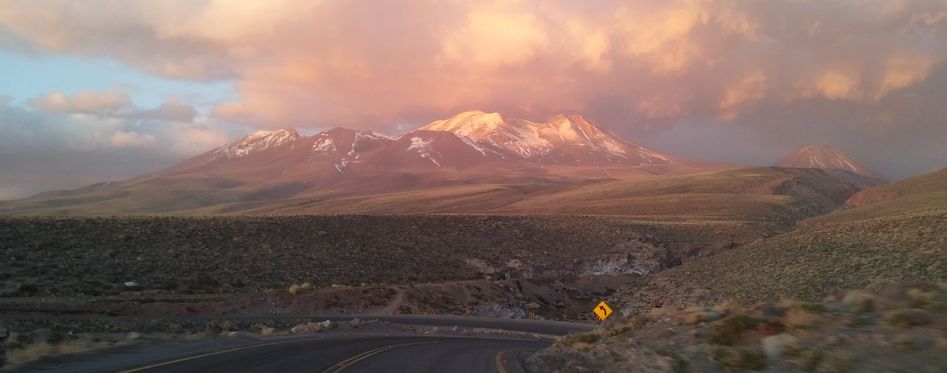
[
  {"x1": 27, "y1": 90, "x2": 131, "y2": 115},
  {"x1": 0, "y1": 0, "x2": 945, "y2": 134}
]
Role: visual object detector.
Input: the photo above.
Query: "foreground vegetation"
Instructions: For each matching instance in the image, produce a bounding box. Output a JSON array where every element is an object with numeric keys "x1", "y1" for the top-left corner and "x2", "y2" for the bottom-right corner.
[{"x1": 529, "y1": 284, "x2": 947, "y2": 372}]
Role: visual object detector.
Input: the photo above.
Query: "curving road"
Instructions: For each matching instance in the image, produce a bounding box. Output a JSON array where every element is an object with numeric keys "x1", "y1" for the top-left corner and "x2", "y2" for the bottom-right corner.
[
  {"x1": 115, "y1": 336, "x2": 545, "y2": 373},
  {"x1": 8, "y1": 315, "x2": 592, "y2": 373}
]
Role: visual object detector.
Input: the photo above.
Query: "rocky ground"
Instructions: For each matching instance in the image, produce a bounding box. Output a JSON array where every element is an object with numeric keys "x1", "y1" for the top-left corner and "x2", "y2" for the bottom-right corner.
[
  {"x1": 0, "y1": 215, "x2": 757, "y2": 298},
  {"x1": 0, "y1": 276, "x2": 633, "y2": 323},
  {"x1": 0, "y1": 215, "x2": 766, "y2": 369},
  {"x1": 528, "y1": 284, "x2": 947, "y2": 372}
]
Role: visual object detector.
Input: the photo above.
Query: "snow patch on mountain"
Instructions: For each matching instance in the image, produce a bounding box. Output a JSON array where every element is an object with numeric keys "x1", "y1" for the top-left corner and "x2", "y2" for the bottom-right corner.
[
  {"x1": 208, "y1": 129, "x2": 300, "y2": 163},
  {"x1": 312, "y1": 136, "x2": 336, "y2": 153},
  {"x1": 407, "y1": 136, "x2": 441, "y2": 167},
  {"x1": 454, "y1": 133, "x2": 504, "y2": 157},
  {"x1": 334, "y1": 160, "x2": 349, "y2": 175}
]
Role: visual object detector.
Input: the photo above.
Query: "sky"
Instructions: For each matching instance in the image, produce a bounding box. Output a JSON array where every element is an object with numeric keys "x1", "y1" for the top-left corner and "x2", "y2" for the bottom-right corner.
[{"x1": 1, "y1": 0, "x2": 946, "y2": 199}]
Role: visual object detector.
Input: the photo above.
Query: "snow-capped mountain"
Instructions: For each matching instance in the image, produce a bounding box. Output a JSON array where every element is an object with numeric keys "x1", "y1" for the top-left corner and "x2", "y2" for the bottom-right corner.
[
  {"x1": 10, "y1": 111, "x2": 720, "y2": 214},
  {"x1": 420, "y1": 111, "x2": 681, "y2": 165},
  {"x1": 775, "y1": 145, "x2": 883, "y2": 179},
  {"x1": 4, "y1": 111, "x2": 891, "y2": 216},
  {"x1": 209, "y1": 128, "x2": 302, "y2": 162},
  {"x1": 171, "y1": 111, "x2": 692, "y2": 180}
]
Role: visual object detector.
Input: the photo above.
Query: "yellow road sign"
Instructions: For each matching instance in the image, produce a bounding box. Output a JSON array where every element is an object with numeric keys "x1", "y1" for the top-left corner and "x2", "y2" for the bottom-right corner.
[{"x1": 593, "y1": 300, "x2": 613, "y2": 321}]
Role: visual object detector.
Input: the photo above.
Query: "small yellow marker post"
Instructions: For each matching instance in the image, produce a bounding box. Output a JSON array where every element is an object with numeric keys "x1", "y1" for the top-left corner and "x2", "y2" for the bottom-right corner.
[{"x1": 593, "y1": 300, "x2": 613, "y2": 321}]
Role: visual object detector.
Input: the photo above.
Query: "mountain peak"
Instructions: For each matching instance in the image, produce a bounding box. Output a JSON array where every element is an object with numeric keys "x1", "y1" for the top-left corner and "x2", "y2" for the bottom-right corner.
[
  {"x1": 418, "y1": 111, "x2": 682, "y2": 165},
  {"x1": 775, "y1": 144, "x2": 883, "y2": 179},
  {"x1": 547, "y1": 113, "x2": 588, "y2": 123},
  {"x1": 248, "y1": 128, "x2": 299, "y2": 138},
  {"x1": 799, "y1": 144, "x2": 836, "y2": 152},
  {"x1": 211, "y1": 128, "x2": 301, "y2": 161},
  {"x1": 420, "y1": 110, "x2": 505, "y2": 137}
]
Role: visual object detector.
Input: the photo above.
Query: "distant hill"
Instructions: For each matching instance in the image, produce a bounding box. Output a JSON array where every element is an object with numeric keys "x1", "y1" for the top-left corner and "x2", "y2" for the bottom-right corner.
[
  {"x1": 845, "y1": 167, "x2": 947, "y2": 209},
  {"x1": 775, "y1": 144, "x2": 884, "y2": 179}
]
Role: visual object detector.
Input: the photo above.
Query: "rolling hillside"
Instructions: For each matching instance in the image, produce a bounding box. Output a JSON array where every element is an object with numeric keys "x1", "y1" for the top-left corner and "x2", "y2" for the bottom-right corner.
[{"x1": 616, "y1": 168, "x2": 947, "y2": 313}]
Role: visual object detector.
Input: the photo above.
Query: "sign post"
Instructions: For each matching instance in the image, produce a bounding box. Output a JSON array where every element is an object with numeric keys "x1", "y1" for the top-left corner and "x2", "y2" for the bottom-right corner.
[{"x1": 593, "y1": 300, "x2": 613, "y2": 322}]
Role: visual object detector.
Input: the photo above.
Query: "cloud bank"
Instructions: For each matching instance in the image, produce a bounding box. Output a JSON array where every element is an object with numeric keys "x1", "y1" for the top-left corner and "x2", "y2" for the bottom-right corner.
[
  {"x1": 3, "y1": 1, "x2": 944, "y2": 126},
  {"x1": 0, "y1": 93, "x2": 237, "y2": 199},
  {"x1": 0, "y1": 0, "x2": 945, "y2": 196}
]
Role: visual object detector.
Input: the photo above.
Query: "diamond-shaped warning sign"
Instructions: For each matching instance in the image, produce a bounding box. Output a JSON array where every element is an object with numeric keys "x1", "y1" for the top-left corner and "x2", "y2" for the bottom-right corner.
[{"x1": 593, "y1": 300, "x2": 613, "y2": 321}]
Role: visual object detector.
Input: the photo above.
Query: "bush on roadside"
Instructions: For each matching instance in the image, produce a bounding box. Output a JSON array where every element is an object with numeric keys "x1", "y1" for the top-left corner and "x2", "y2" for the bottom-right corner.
[{"x1": 288, "y1": 282, "x2": 312, "y2": 295}]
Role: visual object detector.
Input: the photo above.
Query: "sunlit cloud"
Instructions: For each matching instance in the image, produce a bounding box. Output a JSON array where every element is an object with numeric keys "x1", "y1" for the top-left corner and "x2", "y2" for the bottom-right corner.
[
  {"x1": 27, "y1": 90, "x2": 131, "y2": 115},
  {"x1": 2, "y1": 0, "x2": 944, "y2": 130},
  {"x1": 0, "y1": 0, "x2": 945, "y2": 194},
  {"x1": 110, "y1": 130, "x2": 156, "y2": 148},
  {"x1": 0, "y1": 92, "x2": 240, "y2": 198},
  {"x1": 3, "y1": 92, "x2": 233, "y2": 154},
  {"x1": 718, "y1": 73, "x2": 766, "y2": 121}
]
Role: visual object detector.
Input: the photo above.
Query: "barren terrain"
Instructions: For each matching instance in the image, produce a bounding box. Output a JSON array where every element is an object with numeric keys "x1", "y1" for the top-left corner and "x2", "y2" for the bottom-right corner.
[{"x1": 0, "y1": 169, "x2": 941, "y2": 371}]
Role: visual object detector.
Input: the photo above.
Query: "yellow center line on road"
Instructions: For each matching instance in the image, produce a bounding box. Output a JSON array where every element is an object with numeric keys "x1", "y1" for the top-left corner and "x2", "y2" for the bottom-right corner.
[
  {"x1": 495, "y1": 349, "x2": 510, "y2": 373},
  {"x1": 117, "y1": 337, "x2": 325, "y2": 373},
  {"x1": 321, "y1": 341, "x2": 433, "y2": 373}
]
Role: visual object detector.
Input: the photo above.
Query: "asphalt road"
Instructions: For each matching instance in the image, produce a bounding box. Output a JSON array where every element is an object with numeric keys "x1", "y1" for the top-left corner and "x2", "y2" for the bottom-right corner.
[
  {"x1": 0, "y1": 313, "x2": 591, "y2": 336},
  {"x1": 6, "y1": 315, "x2": 591, "y2": 373},
  {"x1": 114, "y1": 336, "x2": 546, "y2": 373}
]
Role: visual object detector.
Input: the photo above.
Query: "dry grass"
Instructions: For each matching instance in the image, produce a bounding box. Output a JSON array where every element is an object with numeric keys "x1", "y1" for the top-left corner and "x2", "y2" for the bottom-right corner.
[
  {"x1": 618, "y1": 208, "x2": 947, "y2": 311},
  {"x1": 1, "y1": 167, "x2": 868, "y2": 221}
]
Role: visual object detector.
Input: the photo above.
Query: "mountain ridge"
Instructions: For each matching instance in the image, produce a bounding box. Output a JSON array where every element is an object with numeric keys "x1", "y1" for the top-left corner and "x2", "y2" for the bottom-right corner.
[{"x1": 0, "y1": 111, "x2": 886, "y2": 216}]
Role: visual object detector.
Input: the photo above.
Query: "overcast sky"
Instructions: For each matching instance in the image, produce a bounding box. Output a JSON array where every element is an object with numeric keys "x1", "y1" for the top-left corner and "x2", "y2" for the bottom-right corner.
[{"x1": 1, "y1": 0, "x2": 946, "y2": 199}]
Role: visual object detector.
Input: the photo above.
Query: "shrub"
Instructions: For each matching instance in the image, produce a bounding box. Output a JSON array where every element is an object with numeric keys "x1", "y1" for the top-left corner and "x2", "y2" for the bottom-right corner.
[
  {"x1": 710, "y1": 314, "x2": 763, "y2": 345},
  {"x1": 15, "y1": 282, "x2": 39, "y2": 296},
  {"x1": 46, "y1": 330, "x2": 65, "y2": 345},
  {"x1": 794, "y1": 349, "x2": 823, "y2": 372},
  {"x1": 841, "y1": 290, "x2": 875, "y2": 312},
  {"x1": 885, "y1": 309, "x2": 932, "y2": 328},
  {"x1": 561, "y1": 332, "x2": 601, "y2": 346},
  {"x1": 288, "y1": 282, "x2": 312, "y2": 295},
  {"x1": 817, "y1": 349, "x2": 857, "y2": 373},
  {"x1": 907, "y1": 288, "x2": 946, "y2": 311},
  {"x1": 707, "y1": 346, "x2": 766, "y2": 371},
  {"x1": 785, "y1": 309, "x2": 821, "y2": 330},
  {"x1": 184, "y1": 274, "x2": 221, "y2": 294},
  {"x1": 795, "y1": 302, "x2": 827, "y2": 313}
]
